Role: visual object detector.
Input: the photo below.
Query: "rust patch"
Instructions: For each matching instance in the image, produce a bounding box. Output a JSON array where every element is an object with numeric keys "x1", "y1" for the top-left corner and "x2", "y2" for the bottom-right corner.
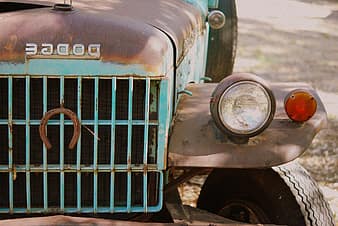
[
  {"x1": 4, "y1": 35, "x2": 17, "y2": 52},
  {"x1": 0, "y1": 0, "x2": 204, "y2": 70},
  {"x1": 0, "y1": 7, "x2": 170, "y2": 72}
]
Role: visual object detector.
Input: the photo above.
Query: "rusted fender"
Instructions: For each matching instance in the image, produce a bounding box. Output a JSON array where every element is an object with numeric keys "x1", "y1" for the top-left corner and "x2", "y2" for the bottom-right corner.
[
  {"x1": 168, "y1": 83, "x2": 327, "y2": 168},
  {"x1": 0, "y1": 215, "x2": 285, "y2": 226}
]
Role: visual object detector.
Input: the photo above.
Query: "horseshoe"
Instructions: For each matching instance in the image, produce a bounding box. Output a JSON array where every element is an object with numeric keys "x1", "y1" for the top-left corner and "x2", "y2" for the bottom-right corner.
[{"x1": 39, "y1": 107, "x2": 81, "y2": 150}]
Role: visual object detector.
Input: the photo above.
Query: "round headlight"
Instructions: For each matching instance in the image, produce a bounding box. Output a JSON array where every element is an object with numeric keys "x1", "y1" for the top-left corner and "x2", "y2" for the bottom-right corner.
[{"x1": 211, "y1": 73, "x2": 275, "y2": 138}]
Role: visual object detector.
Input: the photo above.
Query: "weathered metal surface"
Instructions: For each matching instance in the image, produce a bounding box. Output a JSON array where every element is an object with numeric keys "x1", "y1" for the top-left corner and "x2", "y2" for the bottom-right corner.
[
  {"x1": 208, "y1": 0, "x2": 219, "y2": 9},
  {"x1": 0, "y1": 76, "x2": 166, "y2": 214},
  {"x1": 165, "y1": 203, "x2": 284, "y2": 226},
  {"x1": 175, "y1": 24, "x2": 209, "y2": 109},
  {"x1": 168, "y1": 82, "x2": 327, "y2": 168},
  {"x1": 0, "y1": 214, "x2": 285, "y2": 226},
  {"x1": 0, "y1": 215, "x2": 177, "y2": 226},
  {"x1": 0, "y1": 0, "x2": 204, "y2": 65},
  {"x1": 0, "y1": 5, "x2": 172, "y2": 74}
]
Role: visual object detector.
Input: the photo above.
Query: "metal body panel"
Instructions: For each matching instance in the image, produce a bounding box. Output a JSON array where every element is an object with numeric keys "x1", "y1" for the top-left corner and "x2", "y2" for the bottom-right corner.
[
  {"x1": 0, "y1": 7, "x2": 173, "y2": 75},
  {"x1": 175, "y1": 25, "x2": 209, "y2": 108},
  {"x1": 0, "y1": 0, "x2": 205, "y2": 65},
  {"x1": 0, "y1": 76, "x2": 168, "y2": 214},
  {"x1": 0, "y1": 60, "x2": 171, "y2": 77},
  {"x1": 208, "y1": 0, "x2": 219, "y2": 8},
  {"x1": 0, "y1": 0, "x2": 204, "y2": 215},
  {"x1": 168, "y1": 83, "x2": 327, "y2": 168},
  {"x1": 0, "y1": 215, "x2": 283, "y2": 226}
]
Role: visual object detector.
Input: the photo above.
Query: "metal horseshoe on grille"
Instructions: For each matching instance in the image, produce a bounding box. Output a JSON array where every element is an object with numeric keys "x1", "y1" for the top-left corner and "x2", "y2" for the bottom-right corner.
[{"x1": 39, "y1": 107, "x2": 81, "y2": 150}]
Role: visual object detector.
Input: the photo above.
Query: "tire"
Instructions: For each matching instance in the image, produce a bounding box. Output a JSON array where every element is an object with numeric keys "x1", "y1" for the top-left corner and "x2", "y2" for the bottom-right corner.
[
  {"x1": 274, "y1": 162, "x2": 335, "y2": 226},
  {"x1": 206, "y1": 0, "x2": 237, "y2": 82},
  {"x1": 197, "y1": 162, "x2": 334, "y2": 226}
]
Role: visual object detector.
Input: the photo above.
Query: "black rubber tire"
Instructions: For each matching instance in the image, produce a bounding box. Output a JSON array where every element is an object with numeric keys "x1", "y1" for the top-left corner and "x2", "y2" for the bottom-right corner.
[
  {"x1": 206, "y1": 0, "x2": 237, "y2": 82},
  {"x1": 197, "y1": 162, "x2": 334, "y2": 226}
]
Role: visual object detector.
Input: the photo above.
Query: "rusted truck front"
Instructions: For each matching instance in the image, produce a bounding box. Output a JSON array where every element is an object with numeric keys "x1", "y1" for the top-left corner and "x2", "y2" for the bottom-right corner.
[{"x1": 0, "y1": 0, "x2": 334, "y2": 225}]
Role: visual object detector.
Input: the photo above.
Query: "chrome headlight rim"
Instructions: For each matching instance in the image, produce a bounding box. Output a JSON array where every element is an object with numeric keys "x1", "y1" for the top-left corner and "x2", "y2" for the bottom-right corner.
[{"x1": 210, "y1": 73, "x2": 276, "y2": 138}]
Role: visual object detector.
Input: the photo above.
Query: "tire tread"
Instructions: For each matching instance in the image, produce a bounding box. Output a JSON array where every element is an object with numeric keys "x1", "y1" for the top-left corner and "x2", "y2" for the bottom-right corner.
[{"x1": 273, "y1": 162, "x2": 335, "y2": 226}]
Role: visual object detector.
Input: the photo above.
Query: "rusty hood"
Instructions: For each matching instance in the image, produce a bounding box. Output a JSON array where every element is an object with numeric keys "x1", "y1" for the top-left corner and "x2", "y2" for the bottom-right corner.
[{"x1": 0, "y1": 0, "x2": 204, "y2": 72}]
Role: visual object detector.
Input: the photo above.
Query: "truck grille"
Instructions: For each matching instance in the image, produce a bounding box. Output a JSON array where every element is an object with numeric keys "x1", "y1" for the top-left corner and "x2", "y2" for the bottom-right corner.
[{"x1": 0, "y1": 76, "x2": 167, "y2": 214}]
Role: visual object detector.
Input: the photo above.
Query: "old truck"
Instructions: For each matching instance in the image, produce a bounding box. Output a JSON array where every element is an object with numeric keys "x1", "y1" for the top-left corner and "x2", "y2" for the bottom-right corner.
[{"x1": 0, "y1": 0, "x2": 335, "y2": 225}]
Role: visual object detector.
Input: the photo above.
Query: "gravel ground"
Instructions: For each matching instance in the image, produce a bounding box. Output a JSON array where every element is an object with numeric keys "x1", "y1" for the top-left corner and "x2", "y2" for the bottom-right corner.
[{"x1": 180, "y1": 0, "x2": 338, "y2": 223}]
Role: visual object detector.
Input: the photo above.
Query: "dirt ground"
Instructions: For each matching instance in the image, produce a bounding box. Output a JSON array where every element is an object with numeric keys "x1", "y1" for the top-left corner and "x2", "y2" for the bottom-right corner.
[{"x1": 180, "y1": 0, "x2": 338, "y2": 223}]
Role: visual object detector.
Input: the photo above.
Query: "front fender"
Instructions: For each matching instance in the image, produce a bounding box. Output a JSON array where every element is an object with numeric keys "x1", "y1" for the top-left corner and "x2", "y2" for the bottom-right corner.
[{"x1": 168, "y1": 82, "x2": 327, "y2": 168}]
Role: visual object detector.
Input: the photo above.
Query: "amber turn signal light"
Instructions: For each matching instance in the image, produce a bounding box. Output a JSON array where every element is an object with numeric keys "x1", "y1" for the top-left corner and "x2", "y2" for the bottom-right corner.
[{"x1": 285, "y1": 90, "x2": 317, "y2": 122}]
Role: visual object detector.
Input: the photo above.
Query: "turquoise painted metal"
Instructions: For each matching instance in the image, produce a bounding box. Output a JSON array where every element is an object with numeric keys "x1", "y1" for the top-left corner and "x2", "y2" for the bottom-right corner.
[
  {"x1": 0, "y1": 59, "x2": 168, "y2": 77},
  {"x1": 77, "y1": 77, "x2": 82, "y2": 212},
  {"x1": 0, "y1": 75, "x2": 168, "y2": 214},
  {"x1": 0, "y1": 0, "x2": 208, "y2": 216},
  {"x1": 175, "y1": 24, "x2": 209, "y2": 110},
  {"x1": 60, "y1": 76, "x2": 65, "y2": 210},
  {"x1": 183, "y1": 0, "x2": 208, "y2": 18},
  {"x1": 208, "y1": 0, "x2": 219, "y2": 8},
  {"x1": 43, "y1": 76, "x2": 48, "y2": 211},
  {"x1": 109, "y1": 78, "x2": 116, "y2": 212},
  {"x1": 8, "y1": 77, "x2": 13, "y2": 212},
  {"x1": 25, "y1": 76, "x2": 31, "y2": 211}
]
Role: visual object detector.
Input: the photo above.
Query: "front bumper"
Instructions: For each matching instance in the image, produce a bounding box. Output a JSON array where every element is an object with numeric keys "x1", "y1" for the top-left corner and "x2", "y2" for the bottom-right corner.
[{"x1": 0, "y1": 209, "x2": 284, "y2": 226}]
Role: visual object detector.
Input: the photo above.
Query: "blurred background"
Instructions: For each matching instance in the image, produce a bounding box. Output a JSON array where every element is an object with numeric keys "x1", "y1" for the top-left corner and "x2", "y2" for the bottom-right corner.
[{"x1": 181, "y1": 0, "x2": 338, "y2": 223}]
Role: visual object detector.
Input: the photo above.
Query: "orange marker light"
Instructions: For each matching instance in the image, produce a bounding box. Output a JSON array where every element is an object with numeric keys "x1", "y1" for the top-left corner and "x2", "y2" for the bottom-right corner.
[{"x1": 285, "y1": 90, "x2": 317, "y2": 122}]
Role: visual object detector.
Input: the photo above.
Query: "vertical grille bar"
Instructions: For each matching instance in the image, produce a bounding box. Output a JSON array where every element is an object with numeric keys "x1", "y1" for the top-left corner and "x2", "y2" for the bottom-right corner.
[
  {"x1": 8, "y1": 77, "x2": 13, "y2": 212},
  {"x1": 76, "y1": 77, "x2": 82, "y2": 211},
  {"x1": 127, "y1": 77, "x2": 133, "y2": 212},
  {"x1": 110, "y1": 78, "x2": 116, "y2": 212},
  {"x1": 25, "y1": 76, "x2": 31, "y2": 210},
  {"x1": 143, "y1": 78, "x2": 150, "y2": 211},
  {"x1": 157, "y1": 79, "x2": 169, "y2": 169},
  {"x1": 0, "y1": 75, "x2": 164, "y2": 214},
  {"x1": 93, "y1": 77, "x2": 99, "y2": 212},
  {"x1": 60, "y1": 76, "x2": 65, "y2": 210},
  {"x1": 43, "y1": 76, "x2": 48, "y2": 210}
]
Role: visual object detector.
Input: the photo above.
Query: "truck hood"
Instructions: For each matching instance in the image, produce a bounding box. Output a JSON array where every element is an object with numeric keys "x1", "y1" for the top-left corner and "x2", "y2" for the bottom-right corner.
[{"x1": 0, "y1": 0, "x2": 204, "y2": 69}]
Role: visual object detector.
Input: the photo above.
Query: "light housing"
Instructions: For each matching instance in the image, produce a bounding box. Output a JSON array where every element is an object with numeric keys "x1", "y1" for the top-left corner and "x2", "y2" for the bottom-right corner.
[
  {"x1": 285, "y1": 90, "x2": 317, "y2": 122},
  {"x1": 210, "y1": 73, "x2": 276, "y2": 139}
]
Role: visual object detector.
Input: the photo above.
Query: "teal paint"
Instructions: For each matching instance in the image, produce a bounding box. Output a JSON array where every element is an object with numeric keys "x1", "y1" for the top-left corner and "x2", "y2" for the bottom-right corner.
[
  {"x1": 25, "y1": 77, "x2": 31, "y2": 211},
  {"x1": 8, "y1": 77, "x2": 13, "y2": 212},
  {"x1": 93, "y1": 77, "x2": 99, "y2": 213},
  {"x1": 43, "y1": 76, "x2": 48, "y2": 210},
  {"x1": 208, "y1": 0, "x2": 219, "y2": 8},
  {"x1": 157, "y1": 79, "x2": 170, "y2": 170},
  {"x1": 110, "y1": 78, "x2": 116, "y2": 212},
  {"x1": 77, "y1": 77, "x2": 82, "y2": 211},
  {"x1": 60, "y1": 76, "x2": 65, "y2": 211},
  {"x1": 175, "y1": 23, "x2": 209, "y2": 110},
  {"x1": 0, "y1": 76, "x2": 165, "y2": 214},
  {"x1": 183, "y1": 0, "x2": 209, "y2": 17},
  {"x1": 0, "y1": 59, "x2": 165, "y2": 76},
  {"x1": 127, "y1": 77, "x2": 133, "y2": 212}
]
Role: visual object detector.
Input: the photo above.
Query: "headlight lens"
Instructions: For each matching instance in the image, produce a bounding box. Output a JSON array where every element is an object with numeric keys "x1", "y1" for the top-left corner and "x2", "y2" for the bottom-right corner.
[
  {"x1": 210, "y1": 73, "x2": 275, "y2": 138},
  {"x1": 218, "y1": 81, "x2": 272, "y2": 135}
]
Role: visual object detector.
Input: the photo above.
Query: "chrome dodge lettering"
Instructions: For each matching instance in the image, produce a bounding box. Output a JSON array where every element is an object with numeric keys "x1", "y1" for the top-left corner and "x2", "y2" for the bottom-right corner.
[{"x1": 25, "y1": 43, "x2": 101, "y2": 57}]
